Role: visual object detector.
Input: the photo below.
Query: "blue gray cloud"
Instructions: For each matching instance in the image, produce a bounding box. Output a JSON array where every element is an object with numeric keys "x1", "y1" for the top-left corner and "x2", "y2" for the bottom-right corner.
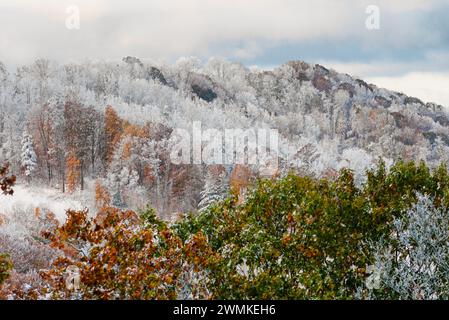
[{"x1": 1, "y1": 0, "x2": 448, "y2": 104}]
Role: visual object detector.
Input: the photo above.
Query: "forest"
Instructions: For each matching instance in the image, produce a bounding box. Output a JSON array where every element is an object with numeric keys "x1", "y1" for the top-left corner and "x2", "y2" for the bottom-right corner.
[{"x1": 1, "y1": 57, "x2": 449, "y2": 299}]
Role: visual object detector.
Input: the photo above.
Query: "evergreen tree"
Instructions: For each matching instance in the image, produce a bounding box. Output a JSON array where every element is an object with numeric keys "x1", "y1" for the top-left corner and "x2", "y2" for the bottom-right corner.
[
  {"x1": 198, "y1": 168, "x2": 228, "y2": 211},
  {"x1": 112, "y1": 190, "x2": 125, "y2": 208},
  {"x1": 20, "y1": 132, "x2": 37, "y2": 182}
]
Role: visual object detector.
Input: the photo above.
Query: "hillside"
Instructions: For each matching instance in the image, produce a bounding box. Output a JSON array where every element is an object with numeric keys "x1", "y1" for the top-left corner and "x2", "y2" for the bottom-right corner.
[{"x1": 1, "y1": 57, "x2": 449, "y2": 216}]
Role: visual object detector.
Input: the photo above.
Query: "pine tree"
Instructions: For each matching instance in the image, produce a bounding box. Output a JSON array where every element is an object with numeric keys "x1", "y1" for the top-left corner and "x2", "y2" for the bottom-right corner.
[
  {"x1": 107, "y1": 167, "x2": 139, "y2": 208},
  {"x1": 112, "y1": 190, "x2": 125, "y2": 208},
  {"x1": 20, "y1": 132, "x2": 37, "y2": 182},
  {"x1": 198, "y1": 168, "x2": 228, "y2": 211}
]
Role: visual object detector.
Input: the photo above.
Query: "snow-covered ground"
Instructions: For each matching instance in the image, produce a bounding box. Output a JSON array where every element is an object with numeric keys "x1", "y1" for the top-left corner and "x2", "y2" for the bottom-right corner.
[{"x1": 0, "y1": 184, "x2": 92, "y2": 222}]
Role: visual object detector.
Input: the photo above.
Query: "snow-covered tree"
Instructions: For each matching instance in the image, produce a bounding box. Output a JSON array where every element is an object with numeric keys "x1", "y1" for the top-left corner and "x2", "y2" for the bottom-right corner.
[
  {"x1": 198, "y1": 167, "x2": 228, "y2": 211},
  {"x1": 106, "y1": 165, "x2": 138, "y2": 208},
  {"x1": 338, "y1": 147, "x2": 373, "y2": 185},
  {"x1": 359, "y1": 195, "x2": 449, "y2": 300},
  {"x1": 106, "y1": 141, "x2": 139, "y2": 208},
  {"x1": 20, "y1": 132, "x2": 37, "y2": 181}
]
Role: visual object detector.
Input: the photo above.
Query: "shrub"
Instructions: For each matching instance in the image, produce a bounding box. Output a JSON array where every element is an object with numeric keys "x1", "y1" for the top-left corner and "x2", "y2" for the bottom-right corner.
[
  {"x1": 0, "y1": 254, "x2": 13, "y2": 286},
  {"x1": 40, "y1": 206, "x2": 214, "y2": 299},
  {"x1": 0, "y1": 163, "x2": 15, "y2": 196},
  {"x1": 175, "y1": 161, "x2": 449, "y2": 299}
]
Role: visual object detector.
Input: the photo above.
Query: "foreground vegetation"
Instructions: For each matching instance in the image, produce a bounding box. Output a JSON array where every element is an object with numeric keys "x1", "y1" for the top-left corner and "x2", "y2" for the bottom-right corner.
[{"x1": 1, "y1": 160, "x2": 449, "y2": 299}]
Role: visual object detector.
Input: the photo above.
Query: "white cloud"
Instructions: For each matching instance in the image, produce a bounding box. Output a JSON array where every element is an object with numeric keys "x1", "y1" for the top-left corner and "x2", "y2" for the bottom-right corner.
[
  {"x1": 1, "y1": 0, "x2": 448, "y2": 106},
  {"x1": 319, "y1": 60, "x2": 449, "y2": 107},
  {"x1": 0, "y1": 0, "x2": 355, "y2": 65},
  {"x1": 320, "y1": 61, "x2": 410, "y2": 78},
  {"x1": 366, "y1": 72, "x2": 449, "y2": 107},
  {"x1": 1, "y1": 0, "x2": 447, "y2": 65}
]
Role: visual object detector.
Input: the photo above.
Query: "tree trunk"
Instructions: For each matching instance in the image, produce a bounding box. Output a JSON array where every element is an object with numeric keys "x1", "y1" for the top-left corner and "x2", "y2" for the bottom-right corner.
[
  {"x1": 61, "y1": 154, "x2": 65, "y2": 193},
  {"x1": 80, "y1": 160, "x2": 84, "y2": 191}
]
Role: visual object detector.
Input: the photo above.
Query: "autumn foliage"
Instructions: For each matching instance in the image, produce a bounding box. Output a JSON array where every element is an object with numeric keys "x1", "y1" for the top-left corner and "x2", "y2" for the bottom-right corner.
[
  {"x1": 0, "y1": 163, "x2": 16, "y2": 195},
  {"x1": 229, "y1": 164, "x2": 252, "y2": 204},
  {"x1": 30, "y1": 205, "x2": 213, "y2": 300},
  {"x1": 66, "y1": 154, "x2": 80, "y2": 193},
  {"x1": 3, "y1": 161, "x2": 449, "y2": 300},
  {"x1": 175, "y1": 160, "x2": 449, "y2": 299},
  {"x1": 104, "y1": 106, "x2": 123, "y2": 163},
  {"x1": 95, "y1": 181, "x2": 111, "y2": 209}
]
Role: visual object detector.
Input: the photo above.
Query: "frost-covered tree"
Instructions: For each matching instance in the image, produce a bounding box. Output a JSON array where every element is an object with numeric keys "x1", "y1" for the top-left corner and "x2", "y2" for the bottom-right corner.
[
  {"x1": 359, "y1": 195, "x2": 449, "y2": 300},
  {"x1": 198, "y1": 168, "x2": 228, "y2": 211},
  {"x1": 106, "y1": 166, "x2": 138, "y2": 208},
  {"x1": 106, "y1": 143, "x2": 139, "y2": 208},
  {"x1": 338, "y1": 147, "x2": 373, "y2": 185},
  {"x1": 20, "y1": 132, "x2": 37, "y2": 182}
]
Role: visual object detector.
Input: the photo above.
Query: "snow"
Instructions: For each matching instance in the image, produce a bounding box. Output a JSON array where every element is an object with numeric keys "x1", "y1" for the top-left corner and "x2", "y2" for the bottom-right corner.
[{"x1": 0, "y1": 184, "x2": 86, "y2": 222}]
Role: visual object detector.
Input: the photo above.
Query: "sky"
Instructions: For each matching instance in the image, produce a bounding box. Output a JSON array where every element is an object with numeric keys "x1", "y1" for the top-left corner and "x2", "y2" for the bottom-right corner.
[{"x1": 1, "y1": 0, "x2": 449, "y2": 106}]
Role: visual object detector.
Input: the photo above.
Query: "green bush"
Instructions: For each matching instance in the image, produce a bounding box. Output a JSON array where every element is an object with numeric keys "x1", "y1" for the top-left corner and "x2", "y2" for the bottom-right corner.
[
  {"x1": 175, "y1": 160, "x2": 449, "y2": 299},
  {"x1": 0, "y1": 254, "x2": 13, "y2": 286}
]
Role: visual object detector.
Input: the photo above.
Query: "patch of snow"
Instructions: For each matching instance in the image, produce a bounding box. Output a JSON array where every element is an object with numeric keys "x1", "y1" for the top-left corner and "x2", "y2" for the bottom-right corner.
[{"x1": 0, "y1": 184, "x2": 88, "y2": 222}]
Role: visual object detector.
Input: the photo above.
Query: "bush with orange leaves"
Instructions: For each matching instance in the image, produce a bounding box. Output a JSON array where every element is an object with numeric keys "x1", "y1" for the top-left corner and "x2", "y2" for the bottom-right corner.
[
  {"x1": 0, "y1": 163, "x2": 15, "y2": 195},
  {"x1": 39, "y1": 206, "x2": 217, "y2": 299}
]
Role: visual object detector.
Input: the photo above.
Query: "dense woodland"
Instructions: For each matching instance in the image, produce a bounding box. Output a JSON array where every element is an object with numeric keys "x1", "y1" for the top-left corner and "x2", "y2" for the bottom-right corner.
[
  {"x1": 1, "y1": 57, "x2": 449, "y2": 216},
  {"x1": 1, "y1": 57, "x2": 449, "y2": 299}
]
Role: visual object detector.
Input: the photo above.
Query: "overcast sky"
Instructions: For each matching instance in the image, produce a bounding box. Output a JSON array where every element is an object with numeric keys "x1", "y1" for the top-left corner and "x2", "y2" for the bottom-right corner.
[{"x1": 1, "y1": 0, "x2": 449, "y2": 106}]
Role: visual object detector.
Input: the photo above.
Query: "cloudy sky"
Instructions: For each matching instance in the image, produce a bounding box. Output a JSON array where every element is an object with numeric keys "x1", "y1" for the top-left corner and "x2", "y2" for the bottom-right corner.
[{"x1": 1, "y1": 0, "x2": 449, "y2": 105}]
